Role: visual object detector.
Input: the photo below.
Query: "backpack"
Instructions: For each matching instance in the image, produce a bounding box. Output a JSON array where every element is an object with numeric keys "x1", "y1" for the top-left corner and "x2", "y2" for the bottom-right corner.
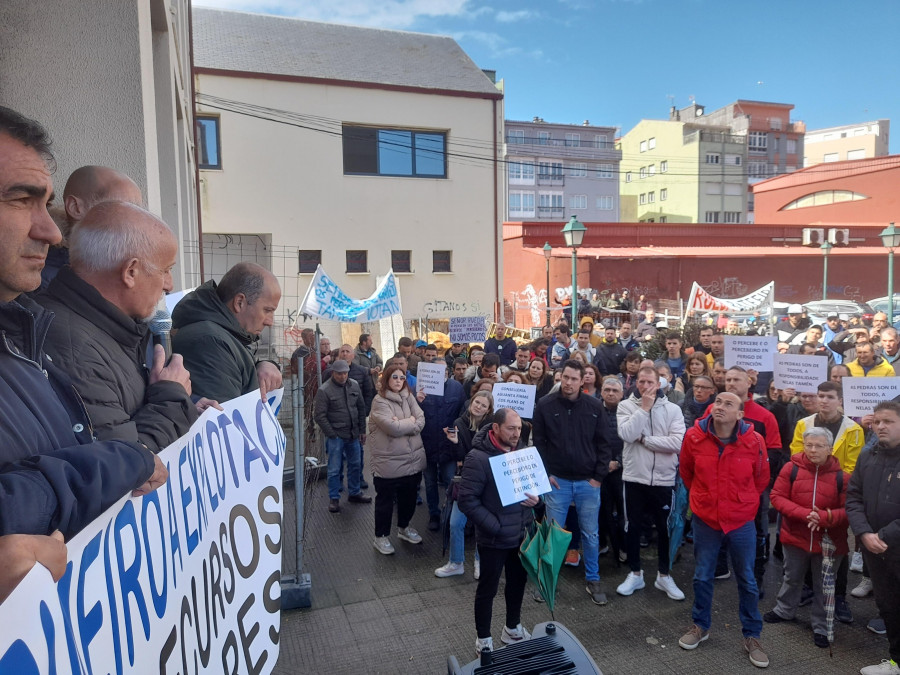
[{"x1": 788, "y1": 462, "x2": 844, "y2": 495}]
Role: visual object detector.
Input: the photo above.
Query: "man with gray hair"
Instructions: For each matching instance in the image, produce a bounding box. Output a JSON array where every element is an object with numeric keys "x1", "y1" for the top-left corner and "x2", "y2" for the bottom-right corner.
[
  {"x1": 173, "y1": 261, "x2": 283, "y2": 402},
  {"x1": 38, "y1": 200, "x2": 200, "y2": 453}
]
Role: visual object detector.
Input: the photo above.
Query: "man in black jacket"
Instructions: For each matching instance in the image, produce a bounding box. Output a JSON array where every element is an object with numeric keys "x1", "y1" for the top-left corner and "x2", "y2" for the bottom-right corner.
[
  {"x1": 594, "y1": 325, "x2": 626, "y2": 376},
  {"x1": 484, "y1": 323, "x2": 517, "y2": 367},
  {"x1": 532, "y1": 359, "x2": 612, "y2": 605},
  {"x1": 39, "y1": 201, "x2": 200, "y2": 453},
  {"x1": 458, "y1": 410, "x2": 539, "y2": 656}
]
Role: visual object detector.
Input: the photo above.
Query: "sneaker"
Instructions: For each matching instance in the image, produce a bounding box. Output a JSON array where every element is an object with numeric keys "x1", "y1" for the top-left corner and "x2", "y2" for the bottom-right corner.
[
  {"x1": 373, "y1": 536, "x2": 394, "y2": 555},
  {"x1": 501, "y1": 623, "x2": 532, "y2": 645},
  {"x1": 435, "y1": 562, "x2": 464, "y2": 578},
  {"x1": 654, "y1": 573, "x2": 685, "y2": 600},
  {"x1": 678, "y1": 624, "x2": 709, "y2": 650},
  {"x1": 564, "y1": 550, "x2": 581, "y2": 567},
  {"x1": 715, "y1": 568, "x2": 731, "y2": 580},
  {"x1": 474, "y1": 636, "x2": 493, "y2": 656},
  {"x1": 427, "y1": 514, "x2": 440, "y2": 531},
  {"x1": 860, "y1": 660, "x2": 900, "y2": 675},
  {"x1": 474, "y1": 558, "x2": 481, "y2": 580},
  {"x1": 798, "y1": 585, "x2": 814, "y2": 606},
  {"x1": 599, "y1": 545, "x2": 610, "y2": 555},
  {"x1": 852, "y1": 577, "x2": 874, "y2": 598},
  {"x1": 813, "y1": 632, "x2": 830, "y2": 649},
  {"x1": 586, "y1": 580, "x2": 608, "y2": 605},
  {"x1": 850, "y1": 550, "x2": 864, "y2": 573},
  {"x1": 835, "y1": 595, "x2": 853, "y2": 624},
  {"x1": 397, "y1": 526, "x2": 422, "y2": 544},
  {"x1": 868, "y1": 618, "x2": 887, "y2": 635},
  {"x1": 328, "y1": 498, "x2": 341, "y2": 513},
  {"x1": 743, "y1": 637, "x2": 769, "y2": 668},
  {"x1": 531, "y1": 587, "x2": 545, "y2": 603},
  {"x1": 763, "y1": 610, "x2": 793, "y2": 624},
  {"x1": 616, "y1": 571, "x2": 645, "y2": 596}
]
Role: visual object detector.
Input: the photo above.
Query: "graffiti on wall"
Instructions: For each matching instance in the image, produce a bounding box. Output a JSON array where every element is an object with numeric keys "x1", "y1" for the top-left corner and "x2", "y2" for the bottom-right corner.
[
  {"x1": 806, "y1": 285, "x2": 863, "y2": 301},
  {"x1": 696, "y1": 276, "x2": 749, "y2": 298},
  {"x1": 421, "y1": 299, "x2": 483, "y2": 315}
]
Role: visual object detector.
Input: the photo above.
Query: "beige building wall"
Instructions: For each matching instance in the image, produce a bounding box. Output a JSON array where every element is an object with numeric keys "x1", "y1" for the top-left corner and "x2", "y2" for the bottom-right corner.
[
  {"x1": 195, "y1": 73, "x2": 503, "y2": 339},
  {"x1": 804, "y1": 120, "x2": 890, "y2": 166}
]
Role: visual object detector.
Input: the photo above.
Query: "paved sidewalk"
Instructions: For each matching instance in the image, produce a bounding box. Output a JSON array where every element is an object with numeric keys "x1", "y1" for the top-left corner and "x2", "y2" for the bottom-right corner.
[{"x1": 274, "y1": 475, "x2": 885, "y2": 674}]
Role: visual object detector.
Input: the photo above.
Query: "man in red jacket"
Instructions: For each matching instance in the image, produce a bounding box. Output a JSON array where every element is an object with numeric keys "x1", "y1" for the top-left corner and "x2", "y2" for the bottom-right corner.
[{"x1": 678, "y1": 392, "x2": 771, "y2": 669}]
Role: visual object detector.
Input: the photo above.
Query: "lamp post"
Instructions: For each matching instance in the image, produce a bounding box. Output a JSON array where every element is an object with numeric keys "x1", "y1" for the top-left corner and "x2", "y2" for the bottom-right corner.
[
  {"x1": 561, "y1": 216, "x2": 587, "y2": 329},
  {"x1": 543, "y1": 241, "x2": 552, "y2": 326},
  {"x1": 820, "y1": 241, "x2": 832, "y2": 301},
  {"x1": 879, "y1": 222, "x2": 900, "y2": 324}
]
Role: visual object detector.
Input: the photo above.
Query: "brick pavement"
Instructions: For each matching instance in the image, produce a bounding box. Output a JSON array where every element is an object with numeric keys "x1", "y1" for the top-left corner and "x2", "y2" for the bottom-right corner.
[{"x1": 274, "y1": 475, "x2": 886, "y2": 674}]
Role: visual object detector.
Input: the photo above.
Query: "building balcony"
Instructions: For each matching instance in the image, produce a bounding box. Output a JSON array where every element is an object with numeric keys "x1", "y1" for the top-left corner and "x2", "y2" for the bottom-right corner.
[
  {"x1": 537, "y1": 205, "x2": 565, "y2": 218},
  {"x1": 684, "y1": 130, "x2": 746, "y2": 145},
  {"x1": 537, "y1": 174, "x2": 565, "y2": 186}
]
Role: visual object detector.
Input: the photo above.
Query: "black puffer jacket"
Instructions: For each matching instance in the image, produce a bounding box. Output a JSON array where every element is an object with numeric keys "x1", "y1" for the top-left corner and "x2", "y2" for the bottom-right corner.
[
  {"x1": 847, "y1": 441, "x2": 900, "y2": 563},
  {"x1": 458, "y1": 427, "x2": 533, "y2": 549},
  {"x1": 38, "y1": 266, "x2": 197, "y2": 452},
  {"x1": 532, "y1": 391, "x2": 612, "y2": 483}
]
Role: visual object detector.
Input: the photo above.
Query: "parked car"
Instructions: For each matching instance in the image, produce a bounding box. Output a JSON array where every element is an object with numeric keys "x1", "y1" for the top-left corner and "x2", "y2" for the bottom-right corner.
[
  {"x1": 803, "y1": 299, "x2": 874, "y2": 324},
  {"x1": 867, "y1": 295, "x2": 900, "y2": 327}
]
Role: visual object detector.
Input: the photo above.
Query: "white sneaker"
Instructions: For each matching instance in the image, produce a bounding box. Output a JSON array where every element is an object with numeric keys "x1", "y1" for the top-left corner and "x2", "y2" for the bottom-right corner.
[
  {"x1": 860, "y1": 660, "x2": 900, "y2": 675},
  {"x1": 851, "y1": 576, "x2": 874, "y2": 598},
  {"x1": 616, "y1": 571, "x2": 646, "y2": 596},
  {"x1": 397, "y1": 526, "x2": 422, "y2": 544},
  {"x1": 435, "y1": 562, "x2": 464, "y2": 577},
  {"x1": 475, "y1": 636, "x2": 493, "y2": 656},
  {"x1": 474, "y1": 558, "x2": 481, "y2": 580},
  {"x1": 850, "y1": 550, "x2": 864, "y2": 573},
  {"x1": 373, "y1": 536, "x2": 394, "y2": 555},
  {"x1": 654, "y1": 573, "x2": 685, "y2": 600},
  {"x1": 501, "y1": 623, "x2": 532, "y2": 645}
]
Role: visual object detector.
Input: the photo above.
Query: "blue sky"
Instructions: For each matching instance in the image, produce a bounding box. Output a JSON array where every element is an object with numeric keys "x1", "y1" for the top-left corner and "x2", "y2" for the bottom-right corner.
[{"x1": 195, "y1": 0, "x2": 899, "y2": 151}]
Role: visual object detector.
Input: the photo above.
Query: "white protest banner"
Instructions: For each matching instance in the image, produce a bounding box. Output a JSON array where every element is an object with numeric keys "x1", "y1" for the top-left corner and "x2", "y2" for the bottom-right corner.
[
  {"x1": 842, "y1": 377, "x2": 900, "y2": 417},
  {"x1": 0, "y1": 390, "x2": 286, "y2": 675},
  {"x1": 725, "y1": 336, "x2": 777, "y2": 371},
  {"x1": 488, "y1": 447, "x2": 552, "y2": 507},
  {"x1": 299, "y1": 265, "x2": 401, "y2": 322},
  {"x1": 449, "y1": 316, "x2": 486, "y2": 343},
  {"x1": 492, "y1": 383, "x2": 537, "y2": 418},
  {"x1": 773, "y1": 354, "x2": 828, "y2": 393},
  {"x1": 416, "y1": 361, "x2": 446, "y2": 396},
  {"x1": 685, "y1": 281, "x2": 775, "y2": 314}
]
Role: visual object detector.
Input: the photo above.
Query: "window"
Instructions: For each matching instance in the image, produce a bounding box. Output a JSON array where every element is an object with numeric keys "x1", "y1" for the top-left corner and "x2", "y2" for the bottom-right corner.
[
  {"x1": 659, "y1": 216, "x2": 667, "y2": 223},
  {"x1": 196, "y1": 116, "x2": 222, "y2": 169},
  {"x1": 648, "y1": 137, "x2": 656, "y2": 150},
  {"x1": 726, "y1": 154, "x2": 742, "y2": 165},
  {"x1": 625, "y1": 171, "x2": 632, "y2": 183},
  {"x1": 648, "y1": 191, "x2": 655, "y2": 203},
  {"x1": 597, "y1": 163, "x2": 614, "y2": 179},
  {"x1": 509, "y1": 161, "x2": 535, "y2": 183},
  {"x1": 569, "y1": 194, "x2": 587, "y2": 209},
  {"x1": 343, "y1": 125, "x2": 447, "y2": 177},
  {"x1": 539, "y1": 192, "x2": 564, "y2": 208},
  {"x1": 391, "y1": 250, "x2": 411, "y2": 273},
  {"x1": 782, "y1": 190, "x2": 869, "y2": 210},
  {"x1": 847, "y1": 149, "x2": 866, "y2": 160},
  {"x1": 748, "y1": 131, "x2": 768, "y2": 152},
  {"x1": 596, "y1": 196, "x2": 615, "y2": 210},
  {"x1": 539, "y1": 162, "x2": 563, "y2": 178},
  {"x1": 594, "y1": 134, "x2": 608, "y2": 148},
  {"x1": 786, "y1": 139, "x2": 797, "y2": 154},
  {"x1": 660, "y1": 188, "x2": 668, "y2": 201},
  {"x1": 749, "y1": 162, "x2": 767, "y2": 178},
  {"x1": 704, "y1": 211, "x2": 720, "y2": 223},
  {"x1": 298, "y1": 249, "x2": 321, "y2": 274},
  {"x1": 551, "y1": 162, "x2": 563, "y2": 177},
  {"x1": 537, "y1": 131, "x2": 550, "y2": 145},
  {"x1": 639, "y1": 193, "x2": 647, "y2": 205},
  {"x1": 569, "y1": 163, "x2": 587, "y2": 177},
  {"x1": 660, "y1": 160, "x2": 668, "y2": 173},
  {"x1": 770, "y1": 117, "x2": 782, "y2": 130},
  {"x1": 772, "y1": 137, "x2": 779, "y2": 152},
  {"x1": 346, "y1": 250, "x2": 368, "y2": 273},
  {"x1": 723, "y1": 212, "x2": 741, "y2": 223},
  {"x1": 639, "y1": 166, "x2": 647, "y2": 178},
  {"x1": 648, "y1": 164, "x2": 656, "y2": 176},
  {"x1": 507, "y1": 130, "x2": 525, "y2": 144},
  {"x1": 705, "y1": 153, "x2": 720, "y2": 164},
  {"x1": 823, "y1": 153, "x2": 839, "y2": 163},
  {"x1": 433, "y1": 250, "x2": 452, "y2": 273},
  {"x1": 565, "y1": 133, "x2": 580, "y2": 147},
  {"x1": 509, "y1": 191, "x2": 535, "y2": 217}
]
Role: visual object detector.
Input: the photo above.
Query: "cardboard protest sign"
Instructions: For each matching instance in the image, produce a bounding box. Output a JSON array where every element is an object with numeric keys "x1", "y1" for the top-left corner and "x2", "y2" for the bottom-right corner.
[
  {"x1": 415, "y1": 361, "x2": 446, "y2": 396},
  {"x1": 488, "y1": 447, "x2": 552, "y2": 507},
  {"x1": 773, "y1": 354, "x2": 828, "y2": 393},
  {"x1": 449, "y1": 316, "x2": 486, "y2": 343},
  {"x1": 491, "y1": 383, "x2": 537, "y2": 418},
  {"x1": 725, "y1": 336, "x2": 777, "y2": 371},
  {"x1": 842, "y1": 377, "x2": 900, "y2": 417}
]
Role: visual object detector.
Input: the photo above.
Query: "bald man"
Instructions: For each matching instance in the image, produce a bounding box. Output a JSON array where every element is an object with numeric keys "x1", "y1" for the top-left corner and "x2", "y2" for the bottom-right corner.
[
  {"x1": 38, "y1": 201, "x2": 199, "y2": 453},
  {"x1": 173, "y1": 261, "x2": 283, "y2": 402},
  {"x1": 39, "y1": 165, "x2": 142, "y2": 290}
]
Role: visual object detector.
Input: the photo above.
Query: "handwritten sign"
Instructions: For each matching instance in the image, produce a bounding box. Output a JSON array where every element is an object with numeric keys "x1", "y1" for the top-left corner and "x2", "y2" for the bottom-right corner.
[
  {"x1": 416, "y1": 361, "x2": 446, "y2": 396},
  {"x1": 842, "y1": 377, "x2": 900, "y2": 417},
  {"x1": 492, "y1": 383, "x2": 537, "y2": 418},
  {"x1": 449, "y1": 316, "x2": 487, "y2": 343},
  {"x1": 489, "y1": 446, "x2": 552, "y2": 506},
  {"x1": 299, "y1": 265, "x2": 401, "y2": 322},
  {"x1": 725, "y1": 336, "x2": 777, "y2": 371},
  {"x1": 773, "y1": 354, "x2": 828, "y2": 393}
]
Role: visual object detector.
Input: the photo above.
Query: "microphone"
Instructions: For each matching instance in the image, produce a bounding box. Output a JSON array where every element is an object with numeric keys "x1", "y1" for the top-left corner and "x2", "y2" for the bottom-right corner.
[{"x1": 148, "y1": 308, "x2": 173, "y2": 359}]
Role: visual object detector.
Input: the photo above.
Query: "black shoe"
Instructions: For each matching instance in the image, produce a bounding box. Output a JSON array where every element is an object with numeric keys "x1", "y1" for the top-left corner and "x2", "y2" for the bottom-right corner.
[
  {"x1": 639, "y1": 535, "x2": 649, "y2": 548},
  {"x1": 348, "y1": 494, "x2": 372, "y2": 504},
  {"x1": 328, "y1": 499, "x2": 341, "y2": 513},
  {"x1": 360, "y1": 479, "x2": 369, "y2": 490},
  {"x1": 868, "y1": 618, "x2": 887, "y2": 635},
  {"x1": 834, "y1": 595, "x2": 853, "y2": 624},
  {"x1": 798, "y1": 585, "x2": 814, "y2": 607},
  {"x1": 763, "y1": 610, "x2": 791, "y2": 624},
  {"x1": 773, "y1": 536, "x2": 784, "y2": 562},
  {"x1": 428, "y1": 515, "x2": 440, "y2": 531},
  {"x1": 813, "y1": 633, "x2": 829, "y2": 649}
]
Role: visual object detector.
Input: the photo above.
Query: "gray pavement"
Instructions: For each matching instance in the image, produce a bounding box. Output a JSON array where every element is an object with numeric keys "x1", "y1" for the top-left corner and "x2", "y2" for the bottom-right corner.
[{"x1": 274, "y1": 470, "x2": 885, "y2": 674}]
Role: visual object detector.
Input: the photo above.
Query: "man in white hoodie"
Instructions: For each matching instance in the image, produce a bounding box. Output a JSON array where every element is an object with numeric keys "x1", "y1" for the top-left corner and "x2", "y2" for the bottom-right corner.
[{"x1": 616, "y1": 366, "x2": 687, "y2": 600}]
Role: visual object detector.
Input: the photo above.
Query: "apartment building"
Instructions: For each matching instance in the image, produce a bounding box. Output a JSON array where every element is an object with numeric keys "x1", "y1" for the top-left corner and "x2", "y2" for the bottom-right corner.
[{"x1": 804, "y1": 119, "x2": 890, "y2": 166}]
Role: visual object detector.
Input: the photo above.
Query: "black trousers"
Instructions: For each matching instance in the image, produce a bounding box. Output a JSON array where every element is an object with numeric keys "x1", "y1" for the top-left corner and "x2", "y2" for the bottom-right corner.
[
  {"x1": 474, "y1": 545, "x2": 527, "y2": 639},
  {"x1": 624, "y1": 481, "x2": 673, "y2": 574},
  {"x1": 865, "y1": 550, "x2": 900, "y2": 662},
  {"x1": 373, "y1": 472, "x2": 421, "y2": 537}
]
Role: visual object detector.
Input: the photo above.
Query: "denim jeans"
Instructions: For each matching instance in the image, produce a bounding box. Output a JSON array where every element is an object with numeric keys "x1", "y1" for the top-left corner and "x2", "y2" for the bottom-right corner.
[
  {"x1": 544, "y1": 478, "x2": 602, "y2": 582},
  {"x1": 424, "y1": 459, "x2": 457, "y2": 518},
  {"x1": 692, "y1": 517, "x2": 762, "y2": 638},
  {"x1": 448, "y1": 501, "x2": 481, "y2": 565},
  {"x1": 325, "y1": 436, "x2": 361, "y2": 499}
]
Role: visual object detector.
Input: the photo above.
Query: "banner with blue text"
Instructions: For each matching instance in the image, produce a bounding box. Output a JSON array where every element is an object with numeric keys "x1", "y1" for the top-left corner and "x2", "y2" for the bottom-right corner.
[
  {"x1": 0, "y1": 389, "x2": 286, "y2": 675},
  {"x1": 299, "y1": 265, "x2": 402, "y2": 323}
]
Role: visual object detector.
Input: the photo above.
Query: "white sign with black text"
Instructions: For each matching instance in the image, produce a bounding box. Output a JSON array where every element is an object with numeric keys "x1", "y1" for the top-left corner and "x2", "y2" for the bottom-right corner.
[
  {"x1": 773, "y1": 354, "x2": 828, "y2": 393},
  {"x1": 449, "y1": 316, "x2": 487, "y2": 343},
  {"x1": 489, "y1": 446, "x2": 552, "y2": 507},
  {"x1": 725, "y1": 336, "x2": 777, "y2": 371},
  {"x1": 415, "y1": 361, "x2": 446, "y2": 396},
  {"x1": 491, "y1": 383, "x2": 537, "y2": 419},
  {"x1": 842, "y1": 377, "x2": 900, "y2": 417}
]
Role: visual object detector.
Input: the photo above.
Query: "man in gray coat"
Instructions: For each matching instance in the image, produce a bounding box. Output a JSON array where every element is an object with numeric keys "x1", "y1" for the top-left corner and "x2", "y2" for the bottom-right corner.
[{"x1": 315, "y1": 360, "x2": 371, "y2": 513}]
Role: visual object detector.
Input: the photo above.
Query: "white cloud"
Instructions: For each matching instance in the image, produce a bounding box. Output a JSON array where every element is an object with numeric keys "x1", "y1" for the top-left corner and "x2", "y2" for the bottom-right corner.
[
  {"x1": 495, "y1": 9, "x2": 538, "y2": 22},
  {"x1": 451, "y1": 30, "x2": 543, "y2": 59}
]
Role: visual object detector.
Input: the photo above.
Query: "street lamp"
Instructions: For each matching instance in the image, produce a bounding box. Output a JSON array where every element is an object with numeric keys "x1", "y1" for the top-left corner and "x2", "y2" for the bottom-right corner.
[
  {"x1": 543, "y1": 242, "x2": 552, "y2": 325},
  {"x1": 820, "y1": 241, "x2": 832, "y2": 300},
  {"x1": 879, "y1": 222, "x2": 900, "y2": 324},
  {"x1": 561, "y1": 216, "x2": 587, "y2": 328}
]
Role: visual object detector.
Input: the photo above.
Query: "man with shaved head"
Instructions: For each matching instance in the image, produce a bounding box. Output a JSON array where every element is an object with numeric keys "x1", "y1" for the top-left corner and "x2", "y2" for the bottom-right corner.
[
  {"x1": 40, "y1": 165, "x2": 142, "y2": 289},
  {"x1": 38, "y1": 200, "x2": 199, "y2": 453},
  {"x1": 173, "y1": 261, "x2": 283, "y2": 402}
]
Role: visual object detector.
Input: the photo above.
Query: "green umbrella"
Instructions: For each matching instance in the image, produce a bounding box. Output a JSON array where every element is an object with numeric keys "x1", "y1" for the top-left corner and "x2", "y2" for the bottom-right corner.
[{"x1": 519, "y1": 517, "x2": 572, "y2": 617}]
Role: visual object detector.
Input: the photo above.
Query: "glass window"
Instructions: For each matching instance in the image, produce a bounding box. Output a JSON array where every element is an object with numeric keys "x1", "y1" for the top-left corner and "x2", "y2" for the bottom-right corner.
[
  {"x1": 569, "y1": 195, "x2": 587, "y2": 209},
  {"x1": 196, "y1": 116, "x2": 222, "y2": 170},
  {"x1": 660, "y1": 160, "x2": 668, "y2": 173},
  {"x1": 391, "y1": 250, "x2": 411, "y2": 273},
  {"x1": 660, "y1": 188, "x2": 668, "y2": 201},
  {"x1": 596, "y1": 196, "x2": 614, "y2": 210},
  {"x1": 508, "y1": 130, "x2": 525, "y2": 144},
  {"x1": 433, "y1": 250, "x2": 452, "y2": 273},
  {"x1": 343, "y1": 125, "x2": 447, "y2": 178},
  {"x1": 648, "y1": 137, "x2": 656, "y2": 150},
  {"x1": 597, "y1": 163, "x2": 614, "y2": 178},
  {"x1": 298, "y1": 249, "x2": 321, "y2": 274},
  {"x1": 346, "y1": 250, "x2": 368, "y2": 273}
]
